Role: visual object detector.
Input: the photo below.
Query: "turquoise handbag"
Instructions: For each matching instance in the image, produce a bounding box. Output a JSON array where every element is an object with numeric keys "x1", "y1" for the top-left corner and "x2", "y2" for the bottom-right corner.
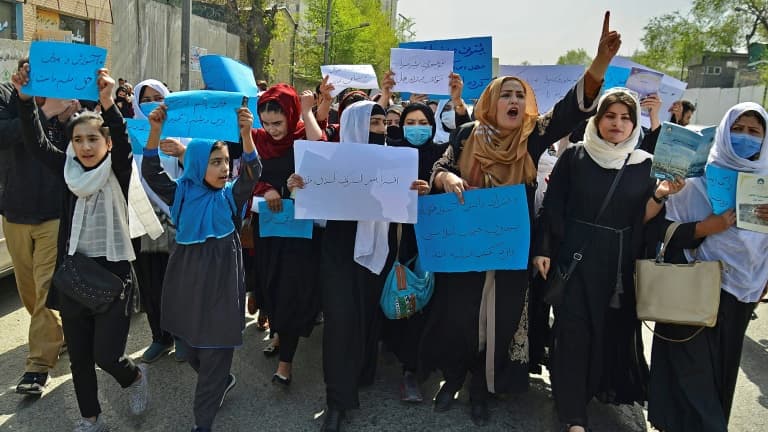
[{"x1": 380, "y1": 256, "x2": 434, "y2": 320}]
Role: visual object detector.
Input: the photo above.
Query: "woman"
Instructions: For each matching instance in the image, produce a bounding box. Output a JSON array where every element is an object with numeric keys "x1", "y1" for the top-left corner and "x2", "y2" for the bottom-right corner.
[
  {"x1": 647, "y1": 103, "x2": 768, "y2": 432},
  {"x1": 288, "y1": 100, "x2": 425, "y2": 432},
  {"x1": 129, "y1": 79, "x2": 188, "y2": 363},
  {"x1": 533, "y1": 88, "x2": 684, "y2": 432},
  {"x1": 250, "y1": 84, "x2": 324, "y2": 384},
  {"x1": 379, "y1": 71, "x2": 470, "y2": 402},
  {"x1": 13, "y1": 66, "x2": 156, "y2": 432},
  {"x1": 115, "y1": 86, "x2": 134, "y2": 118},
  {"x1": 421, "y1": 12, "x2": 622, "y2": 427}
]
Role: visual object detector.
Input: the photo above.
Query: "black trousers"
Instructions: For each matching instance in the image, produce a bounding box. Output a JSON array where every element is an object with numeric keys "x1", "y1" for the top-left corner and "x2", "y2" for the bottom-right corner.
[
  {"x1": 135, "y1": 251, "x2": 173, "y2": 345},
  {"x1": 176, "y1": 338, "x2": 234, "y2": 429},
  {"x1": 61, "y1": 288, "x2": 139, "y2": 418},
  {"x1": 278, "y1": 332, "x2": 300, "y2": 363}
]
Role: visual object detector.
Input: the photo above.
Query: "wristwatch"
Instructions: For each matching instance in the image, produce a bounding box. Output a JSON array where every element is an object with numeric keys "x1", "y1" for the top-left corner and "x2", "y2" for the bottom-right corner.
[{"x1": 652, "y1": 193, "x2": 668, "y2": 204}]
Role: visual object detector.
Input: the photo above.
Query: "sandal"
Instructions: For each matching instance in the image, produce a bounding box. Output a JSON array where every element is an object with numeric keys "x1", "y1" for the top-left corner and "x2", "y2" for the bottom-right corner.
[{"x1": 263, "y1": 343, "x2": 280, "y2": 357}]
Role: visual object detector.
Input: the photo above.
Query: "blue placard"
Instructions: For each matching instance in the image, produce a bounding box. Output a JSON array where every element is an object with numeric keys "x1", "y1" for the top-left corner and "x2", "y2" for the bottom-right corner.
[
  {"x1": 22, "y1": 41, "x2": 107, "y2": 100},
  {"x1": 414, "y1": 185, "x2": 531, "y2": 272},
  {"x1": 399, "y1": 36, "x2": 492, "y2": 100},
  {"x1": 125, "y1": 119, "x2": 151, "y2": 155},
  {"x1": 603, "y1": 65, "x2": 631, "y2": 93},
  {"x1": 162, "y1": 90, "x2": 247, "y2": 142},
  {"x1": 200, "y1": 55, "x2": 260, "y2": 97},
  {"x1": 706, "y1": 165, "x2": 738, "y2": 215},
  {"x1": 258, "y1": 200, "x2": 313, "y2": 239}
]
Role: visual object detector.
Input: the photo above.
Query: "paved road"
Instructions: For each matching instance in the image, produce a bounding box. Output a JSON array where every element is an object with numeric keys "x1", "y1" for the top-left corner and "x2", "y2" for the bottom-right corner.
[{"x1": 0, "y1": 275, "x2": 765, "y2": 431}]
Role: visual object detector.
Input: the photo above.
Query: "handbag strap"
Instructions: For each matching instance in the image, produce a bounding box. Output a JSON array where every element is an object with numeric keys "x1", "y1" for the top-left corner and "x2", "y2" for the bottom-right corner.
[
  {"x1": 642, "y1": 321, "x2": 705, "y2": 343},
  {"x1": 656, "y1": 222, "x2": 682, "y2": 263},
  {"x1": 570, "y1": 153, "x2": 632, "y2": 261}
]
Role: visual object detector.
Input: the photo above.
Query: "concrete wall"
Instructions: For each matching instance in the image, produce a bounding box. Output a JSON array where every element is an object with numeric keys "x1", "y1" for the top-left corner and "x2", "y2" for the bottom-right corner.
[
  {"x1": 0, "y1": 39, "x2": 30, "y2": 83},
  {"x1": 682, "y1": 85, "x2": 767, "y2": 126},
  {"x1": 111, "y1": 0, "x2": 240, "y2": 91}
]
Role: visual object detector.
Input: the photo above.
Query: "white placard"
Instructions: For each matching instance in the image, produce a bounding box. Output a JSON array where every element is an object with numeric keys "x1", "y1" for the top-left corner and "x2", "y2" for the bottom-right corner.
[
  {"x1": 320, "y1": 64, "x2": 379, "y2": 97},
  {"x1": 390, "y1": 48, "x2": 453, "y2": 96},
  {"x1": 498, "y1": 65, "x2": 584, "y2": 114},
  {"x1": 293, "y1": 140, "x2": 419, "y2": 223}
]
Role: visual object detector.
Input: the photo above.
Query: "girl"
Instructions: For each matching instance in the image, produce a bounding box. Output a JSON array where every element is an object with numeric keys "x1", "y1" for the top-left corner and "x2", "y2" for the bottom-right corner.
[
  {"x1": 13, "y1": 66, "x2": 155, "y2": 432},
  {"x1": 248, "y1": 84, "x2": 324, "y2": 383},
  {"x1": 647, "y1": 103, "x2": 768, "y2": 432},
  {"x1": 422, "y1": 12, "x2": 622, "y2": 427},
  {"x1": 533, "y1": 89, "x2": 684, "y2": 432},
  {"x1": 142, "y1": 103, "x2": 261, "y2": 432}
]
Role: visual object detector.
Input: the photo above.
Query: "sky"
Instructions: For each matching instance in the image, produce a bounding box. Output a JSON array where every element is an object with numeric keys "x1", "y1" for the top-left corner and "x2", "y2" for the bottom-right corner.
[{"x1": 397, "y1": 0, "x2": 695, "y2": 66}]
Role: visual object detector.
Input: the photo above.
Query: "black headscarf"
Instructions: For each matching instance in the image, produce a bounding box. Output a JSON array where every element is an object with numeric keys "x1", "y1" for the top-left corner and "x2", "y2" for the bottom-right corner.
[{"x1": 397, "y1": 102, "x2": 447, "y2": 181}]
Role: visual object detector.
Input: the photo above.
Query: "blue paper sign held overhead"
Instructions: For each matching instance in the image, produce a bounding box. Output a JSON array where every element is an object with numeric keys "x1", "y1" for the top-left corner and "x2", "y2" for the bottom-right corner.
[
  {"x1": 125, "y1": 119, "x2": 152, "y2": 155},
  {"x1": 414, "y1": 185, "x2": 530, "y2": 273},
  {"x1": 399, "y1": 36, "x2": 492, "y2": 100},
  {"x1": 706, "y1": 165, "x2": 738, "y2": 215},
  {"x1": 22, "y1": 41, "x2": 107, "y2": 100},
  {"x1": 258, "y1": 200, "x2": 313, "y2": 239},
  {"x1": 162, "y1": 90, "x2": 247, "y2": 143},
  {"x1": 603, "y1": 65, "x2": 631, "y2": 93},
  {"x1": 200, "y1": 55, "x2": 260, "y2": 96}
]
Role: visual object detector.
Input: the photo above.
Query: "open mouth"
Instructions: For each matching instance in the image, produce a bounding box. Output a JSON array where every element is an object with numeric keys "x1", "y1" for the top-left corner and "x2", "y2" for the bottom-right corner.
[{"x1": 507, "y1": 107, "x2": 519, "y2": 120}]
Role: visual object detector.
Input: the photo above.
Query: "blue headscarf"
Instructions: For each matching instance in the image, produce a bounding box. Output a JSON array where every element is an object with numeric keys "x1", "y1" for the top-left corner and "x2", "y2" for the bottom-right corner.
[{"x1": 170, "y1": 139, "x2": 237, "y2": 245}]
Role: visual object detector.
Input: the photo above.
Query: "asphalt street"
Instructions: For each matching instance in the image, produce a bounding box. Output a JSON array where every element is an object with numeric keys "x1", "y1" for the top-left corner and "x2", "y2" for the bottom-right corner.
[{"x1": 0, "y1": 275, "x2": 765, "y2": 432}]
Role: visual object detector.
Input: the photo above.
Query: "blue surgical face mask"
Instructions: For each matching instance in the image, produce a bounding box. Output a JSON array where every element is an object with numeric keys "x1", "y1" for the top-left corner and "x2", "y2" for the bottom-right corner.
[
  {"x1": 403, "y1": 125, "x2": 432, "y2": 146},
  {"x1": 731, "y1": 133, "x2": 763, "y2": 159},
  {"x1": 440, "y1": 110, "x2": 456, "y2": 130}
]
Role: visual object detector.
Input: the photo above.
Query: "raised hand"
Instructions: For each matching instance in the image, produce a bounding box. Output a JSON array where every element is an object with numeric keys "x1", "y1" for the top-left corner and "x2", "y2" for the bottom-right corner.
[
  {"x1": 11, "y1": 63, "x2": 31, "y2": 101},
  {"x1": 96, "y1": 68, "x2": 116, "y2": 110},
  {"x1": 596, "y1": 11, "x2": 621, "y2": 62}
]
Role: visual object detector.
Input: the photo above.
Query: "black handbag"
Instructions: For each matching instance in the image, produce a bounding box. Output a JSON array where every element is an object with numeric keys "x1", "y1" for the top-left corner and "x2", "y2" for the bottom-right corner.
[
  {"x1": 543, "y1": 154, "x2": 631, "y2": 306},
  {"x1": 53, "y1": 253, "x2": 129, "y2": 314}
]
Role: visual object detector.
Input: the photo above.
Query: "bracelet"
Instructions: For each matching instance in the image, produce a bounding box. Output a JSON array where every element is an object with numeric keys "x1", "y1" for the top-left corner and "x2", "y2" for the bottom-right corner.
[{"x1": 652, "y1": 193, "x2": 668, "y2": 204}]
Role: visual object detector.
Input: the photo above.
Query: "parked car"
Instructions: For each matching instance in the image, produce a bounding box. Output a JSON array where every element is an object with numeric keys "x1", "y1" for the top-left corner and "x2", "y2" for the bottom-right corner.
[{"x1": 0, "y1": 218, "x2": 13, "y2": 278}]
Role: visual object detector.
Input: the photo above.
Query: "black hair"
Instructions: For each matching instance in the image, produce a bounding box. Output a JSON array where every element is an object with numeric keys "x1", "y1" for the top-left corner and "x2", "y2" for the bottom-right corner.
[
  {"x1": 257, "y1": 100, "x2": 284, "y2": 116},
  {"x1": 210, "y1": 140, "x2": 228, "y2": 154},
  {"x1": 399, "y1": 102, "x2": 436, "y2": 142},
  {"x1": 737, "y1": 110, "x2": 767, "y2": 133},
  {"x1": 681, "y1": 100, "x2": 696, "y2": 115},
  {"x1": 66, "y1": 111, "x2": 109, "y2": 141}
]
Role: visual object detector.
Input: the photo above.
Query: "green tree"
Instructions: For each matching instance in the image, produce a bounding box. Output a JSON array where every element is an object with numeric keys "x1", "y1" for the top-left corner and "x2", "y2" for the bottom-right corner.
[
  {"x1": 556, "y1": 49, "x2": 592, "y2": 66},
  {"x1": 692, "y1": 0, "x2": 768, "y2": 47},
  {"x1": 215, "y1": 0, "x2": 279, "y2": 82},
  {"x1": 633, "y1": 11, "x2": 740, "y2": 80},
  {"x1": 295, "y1": 0, "x2": 400, "y2": 85}
]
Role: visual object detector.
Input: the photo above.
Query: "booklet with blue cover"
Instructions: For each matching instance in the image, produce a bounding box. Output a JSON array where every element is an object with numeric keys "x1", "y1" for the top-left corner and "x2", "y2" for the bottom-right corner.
[{"x1": 651, "y1": 122, "x2": 717, "y2": 180}]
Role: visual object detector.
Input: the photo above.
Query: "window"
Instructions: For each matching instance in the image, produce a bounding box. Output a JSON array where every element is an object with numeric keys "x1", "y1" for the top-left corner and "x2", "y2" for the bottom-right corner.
[
  {"x1": 726, "y1": 60, "x2": 740, "y2": 69},
  {"x1": 59, "y1": 14, "x2": 90, "y2": 44},
  {"x1": 704, "y1": 66, "x2": 722, "y2": 75},
  {"x1": 0, "y1": 1, "x2": 17, "y2": 40}
]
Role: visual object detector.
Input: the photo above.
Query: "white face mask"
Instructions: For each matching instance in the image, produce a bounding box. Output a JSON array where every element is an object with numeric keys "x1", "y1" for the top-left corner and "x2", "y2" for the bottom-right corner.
[{"x1": 440, "y1": 110, "x2": 456, "y2": 130}]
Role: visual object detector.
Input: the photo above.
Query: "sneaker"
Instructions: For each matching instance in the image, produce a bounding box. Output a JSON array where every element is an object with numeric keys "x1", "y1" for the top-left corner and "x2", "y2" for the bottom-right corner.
[
  {"x1": 73, "y1": 416, "x2": 107, "y2": 432},
  {"x1": 141, "y1": 342, "x2": 173, "y2": 363},
  {"x1": 400, "y1": 371, "x2": 423, "y2": 403},
  {"x1": 16, "y1": 372, "x2": 48, "y2": 395},
  {"x1": 128, "y1": 364, "x2": 149, "y2": 415},
  {"x1": 219, "y1": 373, "x2": 237, "y2": 408}
]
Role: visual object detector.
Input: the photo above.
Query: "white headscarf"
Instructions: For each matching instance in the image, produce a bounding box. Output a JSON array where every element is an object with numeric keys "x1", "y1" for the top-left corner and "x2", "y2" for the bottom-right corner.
[
  {"x1": 582, "y1": 88, "x2": 652, "y2": 169},
  {"x1": 433, "y1": 99, "x2": 451, "y2": 144},
  {"x1": 64, "y1": 144, "x2": 162, "y2": 262},
  {"x1": 666, "y1": 102, "x2": 768, "y2": 303},
  {"x1": 131, "y1": 79, "x2": 185, "y2": 217},
  {"x1": 341, "y1": 101, "x2": 391, "y2": 275}
]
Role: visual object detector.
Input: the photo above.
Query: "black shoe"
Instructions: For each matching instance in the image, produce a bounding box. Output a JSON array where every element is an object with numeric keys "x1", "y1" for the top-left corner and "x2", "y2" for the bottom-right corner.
[
  {"x1": 433, "y1": 384, "x2": 457, "y2": 412},
  {"x1": 272, "y1": 373, "x2": 291, "y2": 386},
  {"x1": 219, "y1": 374, "x2": 236, "y2": 408},
  {"x1": 470, "y1": 399, "x2": 489, "y2": 427},
  {"x1": 320, "y1": 407, "x2": 345, "y2": 432},
  {"x1": 16, "y1": 372, "x2": 48, "y2": 395}
]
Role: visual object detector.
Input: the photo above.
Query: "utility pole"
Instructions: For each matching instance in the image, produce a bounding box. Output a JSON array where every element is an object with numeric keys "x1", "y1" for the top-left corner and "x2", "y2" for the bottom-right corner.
[
  {"x1": 181, "y1": 0, "x2": 191, "y2": 90},
  {"x1": 323, "y1": 0, "x2": 332, "y2": 65}
]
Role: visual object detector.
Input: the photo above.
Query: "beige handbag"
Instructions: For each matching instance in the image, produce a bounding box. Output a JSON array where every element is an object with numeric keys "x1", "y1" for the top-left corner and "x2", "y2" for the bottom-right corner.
[{"x1": 635, "y1": 222, "x2": 722, "y2": 336}]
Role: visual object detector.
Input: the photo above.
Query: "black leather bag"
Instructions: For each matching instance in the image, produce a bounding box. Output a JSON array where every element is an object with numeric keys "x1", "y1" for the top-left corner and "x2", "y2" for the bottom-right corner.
[{"x1": 53, "y1": 253, "x2": 128, "y2": 314}]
